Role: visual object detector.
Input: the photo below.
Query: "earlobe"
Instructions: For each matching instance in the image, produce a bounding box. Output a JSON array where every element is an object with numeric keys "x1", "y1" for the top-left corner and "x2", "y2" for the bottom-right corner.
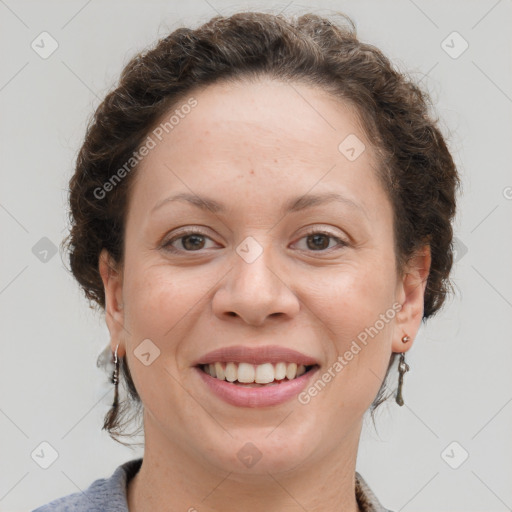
[
  {"x1": 392, "y1": 245, "x2": 431, "y2": 353},
  {"x1": 98, "y1": 249, "x2": 126, "y2": 356}
]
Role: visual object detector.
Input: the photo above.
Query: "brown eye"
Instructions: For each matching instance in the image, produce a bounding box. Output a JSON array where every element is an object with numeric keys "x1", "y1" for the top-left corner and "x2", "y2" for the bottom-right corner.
[
  {"x1": 181, "y1": 234, "x2": 206, "y2": 251},
  {"x1": 294, "y1": 230, "x2": 348, "y2": 253},
  {"x1": 306, "y1": 233, "x2": 331, "y2": 250},
  {"x1": 162, "y1": 230, "x2": 216, "y2": 253}
]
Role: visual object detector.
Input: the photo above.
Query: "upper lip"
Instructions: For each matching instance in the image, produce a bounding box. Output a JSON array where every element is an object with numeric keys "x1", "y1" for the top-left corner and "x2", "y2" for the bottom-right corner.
[{"x1": 193, "y1": 345, "x2": 319, "y2": 366}]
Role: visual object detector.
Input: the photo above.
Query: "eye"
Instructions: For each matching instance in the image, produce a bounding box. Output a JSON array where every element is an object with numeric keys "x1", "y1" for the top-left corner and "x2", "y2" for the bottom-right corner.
[
  {"x1": 293, "y1": 229, "x2": 348, "y2": 252},
  {"x1": 162, "y1": 229, "x2": 218, "y2": 253},
  {"x1": 161, "y1": 228, "x2": 349, "y2": 254}
]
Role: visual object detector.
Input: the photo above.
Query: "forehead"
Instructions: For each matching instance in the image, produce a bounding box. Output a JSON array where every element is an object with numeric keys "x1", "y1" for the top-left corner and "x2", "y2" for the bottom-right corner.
[
  {"x1": 130, "y1": 77, "x2": 385, "y2": 217},
  {"x1": 159, "y1": 77, "x2": 368, "y2": 156}
]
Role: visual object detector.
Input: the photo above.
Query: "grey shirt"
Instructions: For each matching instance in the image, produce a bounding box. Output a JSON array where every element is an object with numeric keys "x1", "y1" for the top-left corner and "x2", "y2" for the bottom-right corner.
[{"x1": 32, "y1": 458, "x2": 394, "y2": 512}]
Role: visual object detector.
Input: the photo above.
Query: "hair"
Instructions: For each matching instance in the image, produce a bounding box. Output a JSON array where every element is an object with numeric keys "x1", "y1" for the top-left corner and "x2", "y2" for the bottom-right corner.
[{"x1": 62, "y1": 10, "x2": 461, "y2": 444}]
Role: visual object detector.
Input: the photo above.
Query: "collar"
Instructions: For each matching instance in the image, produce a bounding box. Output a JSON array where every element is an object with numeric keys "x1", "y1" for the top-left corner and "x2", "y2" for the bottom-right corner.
[
  {"x1": 36, "y1": 458, "x2": 392, "y2": 512},
  {"x1": 121, "y1": 459, "x2": 393, "y2": 512}
]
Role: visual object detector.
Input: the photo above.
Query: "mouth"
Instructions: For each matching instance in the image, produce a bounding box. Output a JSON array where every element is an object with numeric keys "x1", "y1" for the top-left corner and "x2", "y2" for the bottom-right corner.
[
  {"x1": 193, "y1": 345, "x2": 321, "y2": 406},
  {"x1": 198, "y1": 362, "x2": 319, "y2": 387}
]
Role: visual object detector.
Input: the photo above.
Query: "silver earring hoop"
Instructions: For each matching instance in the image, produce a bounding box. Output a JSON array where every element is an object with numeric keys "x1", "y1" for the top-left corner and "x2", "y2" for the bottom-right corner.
[{"x1": 112, "y1": 343, "x2": 120, "y2": 386}]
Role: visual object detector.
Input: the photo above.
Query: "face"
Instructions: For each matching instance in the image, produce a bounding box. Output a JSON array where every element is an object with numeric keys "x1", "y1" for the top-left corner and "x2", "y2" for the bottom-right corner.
[{"x1": 100, "y1": 77, "x2": 430, "y2": 475}]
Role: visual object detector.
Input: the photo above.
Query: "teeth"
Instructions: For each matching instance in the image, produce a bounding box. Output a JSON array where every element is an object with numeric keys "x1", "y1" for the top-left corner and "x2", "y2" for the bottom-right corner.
[
  {"x1": 237, "y1": 362, "x2": 255, "y2": 383},
  {"x1": 225, "y1": 362, "x2": 237, "y2": 382},
  {"x1": 275, "y1": 362, "x2": 287, "y2": 380},
  {"x1": 214, "y1": 362, "x2": 225, "y2": 380},
  {"x1": 255, "y1": 363, "x2": 274, "y2": 384},
  {"x1": 286, "y1": 363, "x2": 297, "y2": 380},
  {"x1": 202, "y1": 362, "x2": 310, "y2": 383}
]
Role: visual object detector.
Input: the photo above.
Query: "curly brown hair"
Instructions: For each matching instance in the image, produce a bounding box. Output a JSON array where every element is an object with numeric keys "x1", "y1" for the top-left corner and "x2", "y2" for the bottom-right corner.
[{"x1": 62, "y1": 10, "x2": 460, "y2": 444}]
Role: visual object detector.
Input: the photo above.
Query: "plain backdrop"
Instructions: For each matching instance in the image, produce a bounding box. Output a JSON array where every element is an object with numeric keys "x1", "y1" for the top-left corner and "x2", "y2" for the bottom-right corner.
[{"x1": 1, "y1": 1, "x2": 511, "y2": 511}]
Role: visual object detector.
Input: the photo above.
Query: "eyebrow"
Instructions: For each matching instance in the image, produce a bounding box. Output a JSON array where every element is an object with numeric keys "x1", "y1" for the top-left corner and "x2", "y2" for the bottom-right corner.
[{"x1": 151, "y1": 191, "x2": 367, "y2": 217}]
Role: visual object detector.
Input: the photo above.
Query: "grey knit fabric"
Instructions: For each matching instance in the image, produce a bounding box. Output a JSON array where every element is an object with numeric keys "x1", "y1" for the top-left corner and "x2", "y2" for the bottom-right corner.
[{"x1": 32, "y1": 458, "x2": 394, "y2": 512}]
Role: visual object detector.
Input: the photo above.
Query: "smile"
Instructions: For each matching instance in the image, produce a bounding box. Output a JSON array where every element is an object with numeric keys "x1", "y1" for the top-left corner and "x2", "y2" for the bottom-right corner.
[
  {"x1": 200, "y1": 362, "x2": 316, "y2": 386},
  {"x1": 193, "y1": 344, "x2": 320, "y2": 406}
]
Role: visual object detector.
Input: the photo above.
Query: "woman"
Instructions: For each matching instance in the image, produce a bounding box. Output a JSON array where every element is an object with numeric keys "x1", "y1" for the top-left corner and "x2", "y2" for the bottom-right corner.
[{"x1": 34, "y1": 10, "x2": 459, "y2": 512}]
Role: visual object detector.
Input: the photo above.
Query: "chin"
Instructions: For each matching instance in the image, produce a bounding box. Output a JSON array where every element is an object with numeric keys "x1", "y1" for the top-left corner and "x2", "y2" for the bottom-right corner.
[{"x1": 200, "y1": 429, "x2": 318, "y2": 476}]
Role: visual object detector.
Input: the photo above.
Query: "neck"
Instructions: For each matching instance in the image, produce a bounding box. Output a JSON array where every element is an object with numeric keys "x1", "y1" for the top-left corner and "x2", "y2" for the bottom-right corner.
[{"x1": 127, "y1": 417, "x2": 363, "y2": 512}]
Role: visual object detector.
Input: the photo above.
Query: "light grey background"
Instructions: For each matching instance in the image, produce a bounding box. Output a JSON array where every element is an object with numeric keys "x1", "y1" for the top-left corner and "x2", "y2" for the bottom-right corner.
[{"x1": 1, "y1": 1, "x2": 511, "y2": 511}]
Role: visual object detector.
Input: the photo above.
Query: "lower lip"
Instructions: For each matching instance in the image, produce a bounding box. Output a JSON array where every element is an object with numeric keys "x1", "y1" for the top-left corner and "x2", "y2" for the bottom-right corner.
[{"x1": 195, "y1": 366, "x2": 319, "y2": 408}]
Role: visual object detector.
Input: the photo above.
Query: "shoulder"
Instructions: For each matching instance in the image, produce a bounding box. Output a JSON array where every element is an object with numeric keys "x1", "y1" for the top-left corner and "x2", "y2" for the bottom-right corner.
[{"x1": 32, "y1": 458, "x2": 142, "y2": 512}]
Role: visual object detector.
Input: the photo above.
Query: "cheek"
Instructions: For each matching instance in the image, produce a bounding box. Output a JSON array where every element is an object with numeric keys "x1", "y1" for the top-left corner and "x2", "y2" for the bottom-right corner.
[
  {"x1": 298, "y1": 256, "x2": 396, "y2": 403},
  {"x1": 123, "y1": 261, "x2": 198, "y2": 335},
  {"x1": 121, "y1": 260, "x2": 219, "y2": 381},
  {"x1": 121, "y1": 264, "x2": 204, "y2": 417},
  {"x1": 300, "y1": 255, "x2": 397, "y2": 338}
]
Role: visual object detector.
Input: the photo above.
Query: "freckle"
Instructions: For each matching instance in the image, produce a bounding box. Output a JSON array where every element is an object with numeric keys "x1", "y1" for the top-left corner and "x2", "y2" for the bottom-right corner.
[{"x1": 250, "y1": 169, "x2": 255, "y2": 175}]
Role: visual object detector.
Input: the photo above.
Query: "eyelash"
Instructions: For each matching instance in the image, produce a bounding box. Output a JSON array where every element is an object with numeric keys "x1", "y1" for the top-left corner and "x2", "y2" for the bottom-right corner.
[{"x1": 162, "y1": 228, "x2": 349, "y2": 254}]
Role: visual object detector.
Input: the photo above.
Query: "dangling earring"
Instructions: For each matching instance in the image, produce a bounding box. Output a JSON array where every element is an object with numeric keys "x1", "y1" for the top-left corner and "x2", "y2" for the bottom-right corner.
[
  {"x1": 395, "y1": 335, "x2": 411, "y2": 406},
  {"x1": 111, "y1": 343, "x2": 120, "y2": 408}
]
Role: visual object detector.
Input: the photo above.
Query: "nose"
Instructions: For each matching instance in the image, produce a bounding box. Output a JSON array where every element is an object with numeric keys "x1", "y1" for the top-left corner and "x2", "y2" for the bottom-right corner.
[{"x1": 211, "y1": 240, "x2": 301, "y2": 327}]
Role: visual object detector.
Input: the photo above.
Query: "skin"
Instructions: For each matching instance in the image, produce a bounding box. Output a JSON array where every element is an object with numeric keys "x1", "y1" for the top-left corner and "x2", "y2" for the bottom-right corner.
[{"x1": 99, "y1": 77, "x2": 431, "y2": 512}]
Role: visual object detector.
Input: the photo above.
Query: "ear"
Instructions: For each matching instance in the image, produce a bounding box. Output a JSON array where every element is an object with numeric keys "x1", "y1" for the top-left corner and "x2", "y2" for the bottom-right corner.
[
  {"x1": 393, "y1": 244, "x2": 431, "y2": 353},
  {"x1": 99, "y1": 248, "x2": 126, "y2": 358}
]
